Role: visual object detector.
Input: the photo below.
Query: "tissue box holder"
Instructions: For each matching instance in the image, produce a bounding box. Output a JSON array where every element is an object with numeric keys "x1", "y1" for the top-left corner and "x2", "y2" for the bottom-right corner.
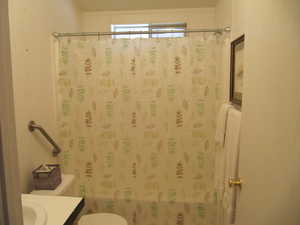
[{"x1": 32, "y1": 164, "x2": 62, "y2": 190}]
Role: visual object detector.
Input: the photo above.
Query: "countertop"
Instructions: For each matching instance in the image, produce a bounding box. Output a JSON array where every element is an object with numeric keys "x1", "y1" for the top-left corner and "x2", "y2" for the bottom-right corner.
[{"x1": 22, "y1": 194, "x2": 84, "y2": 225}]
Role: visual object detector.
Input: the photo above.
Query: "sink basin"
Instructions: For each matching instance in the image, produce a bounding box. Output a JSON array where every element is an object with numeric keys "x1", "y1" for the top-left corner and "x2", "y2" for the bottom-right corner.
[
  {"x1": 21, "y1": 193, "x2": 83, "y2": 225},
  {"x1": 22, "y1": 199, "x2": 47, "y2": 225}
]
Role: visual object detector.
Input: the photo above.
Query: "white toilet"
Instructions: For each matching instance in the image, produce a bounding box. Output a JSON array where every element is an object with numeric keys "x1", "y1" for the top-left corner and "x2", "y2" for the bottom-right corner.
[
  {"x1": 31, "y1": 174, "x2": 128, "y2": 225},
  {"x1": 79, "y1": 213, "x2": 127, "y2": 225}
]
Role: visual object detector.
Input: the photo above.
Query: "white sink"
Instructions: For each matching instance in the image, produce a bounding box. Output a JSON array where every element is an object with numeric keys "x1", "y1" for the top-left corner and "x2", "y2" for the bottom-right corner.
[
  {"x1": 22, "y1": 193, "x2": 83, "y2": 225},
  {"x1": 22, "y1": 198, "x2": 47, "y2": 225}
]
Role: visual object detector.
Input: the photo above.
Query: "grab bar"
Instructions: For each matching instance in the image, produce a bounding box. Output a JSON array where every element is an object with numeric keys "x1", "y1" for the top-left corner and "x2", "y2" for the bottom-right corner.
[{"x1": 28, "y1": 121, "x2": 61, "y2": 157}]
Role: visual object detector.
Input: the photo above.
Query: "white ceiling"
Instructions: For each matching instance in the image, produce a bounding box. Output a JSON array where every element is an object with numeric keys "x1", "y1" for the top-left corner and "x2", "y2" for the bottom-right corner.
[{"x1": 75, "y1": 0, "x2": 218, "y2": 11}]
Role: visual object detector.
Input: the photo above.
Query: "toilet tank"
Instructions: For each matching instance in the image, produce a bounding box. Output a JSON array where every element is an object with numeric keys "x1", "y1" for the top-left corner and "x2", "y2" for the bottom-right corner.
[{"x1": 31, "y1": 174, "x2": 75, "y2": 196}]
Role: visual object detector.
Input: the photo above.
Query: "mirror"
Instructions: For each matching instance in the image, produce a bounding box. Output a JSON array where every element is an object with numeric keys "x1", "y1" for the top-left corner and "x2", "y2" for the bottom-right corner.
[{"x1": 230, "y1": 34, "x2": 245, "y2": 106}]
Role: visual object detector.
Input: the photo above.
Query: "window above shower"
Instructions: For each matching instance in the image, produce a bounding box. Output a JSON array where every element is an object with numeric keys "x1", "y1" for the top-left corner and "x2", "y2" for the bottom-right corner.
[{"x1": 111, "y1": 23, "x2": 187, "y2": 39}]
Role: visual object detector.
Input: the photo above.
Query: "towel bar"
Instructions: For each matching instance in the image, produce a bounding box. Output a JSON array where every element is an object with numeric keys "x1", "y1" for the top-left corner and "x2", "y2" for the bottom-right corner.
[{"x1": 28, "y1": 121, "x2": 61, "y2": 157}]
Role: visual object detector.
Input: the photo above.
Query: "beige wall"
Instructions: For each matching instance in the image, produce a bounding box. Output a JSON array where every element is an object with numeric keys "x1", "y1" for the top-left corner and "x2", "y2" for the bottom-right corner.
[
  {"x1": 215, "y1": 0, "x2": 232, "y2": 102},
  {"x1": 216, "y1": 0, "x2": 300, "y2": 224},
  {"x1": 81, "y1": 8, "x2": 215, "y2": 31},
  {"x1": 238, "y1": 0, "x2": 300, "y2": 224},
  {"x1": 215, "y1": 0, "x2": 232, "y2": 29},
  {"x1": 0, "y1": 0, "x2": 23, "y2": 223},
  {"x1": 215, "y1": 0, "x2": 245, "y2": 39},
  {"x1": 231, "y1": 0, "x2": 246, "y2": 40},
  {"x1": 74, "y1": 0, "x2": 218, "y2": 11},
  {"x1": 8, "y1": 0, "x2": 82, "y2": 193}
]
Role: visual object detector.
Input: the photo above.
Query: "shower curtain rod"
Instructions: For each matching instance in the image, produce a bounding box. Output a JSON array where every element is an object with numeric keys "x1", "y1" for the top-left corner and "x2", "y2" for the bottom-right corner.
[{"x1": 52, "y1": 27, "x2": 231, "y2": 38}]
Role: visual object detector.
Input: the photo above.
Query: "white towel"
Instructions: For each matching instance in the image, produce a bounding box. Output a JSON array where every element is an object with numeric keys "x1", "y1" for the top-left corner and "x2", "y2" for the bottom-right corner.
[
  {"x1": 215, "y1": 103, "x2": 233, "y2": 146},
  {"x1": 223, "y1": 108, "x2": 242, "y2": 224}
]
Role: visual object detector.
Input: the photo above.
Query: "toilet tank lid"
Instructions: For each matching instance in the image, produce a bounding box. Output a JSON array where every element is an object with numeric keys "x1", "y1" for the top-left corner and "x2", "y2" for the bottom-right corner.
[{"x1": 31, "y1": 174, "x2": 75, "y2": 196}]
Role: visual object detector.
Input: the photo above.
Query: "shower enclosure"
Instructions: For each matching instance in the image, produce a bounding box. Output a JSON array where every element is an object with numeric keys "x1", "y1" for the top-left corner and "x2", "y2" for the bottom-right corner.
[{"x1": 54, "y1": 32, "x2": 227, "y2": 225}]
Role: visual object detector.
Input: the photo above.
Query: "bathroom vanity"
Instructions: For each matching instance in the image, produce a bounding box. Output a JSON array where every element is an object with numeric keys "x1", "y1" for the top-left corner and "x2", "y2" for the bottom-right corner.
[{"x1": 22, "y1": 194, "x2": 84, "y2": 225}]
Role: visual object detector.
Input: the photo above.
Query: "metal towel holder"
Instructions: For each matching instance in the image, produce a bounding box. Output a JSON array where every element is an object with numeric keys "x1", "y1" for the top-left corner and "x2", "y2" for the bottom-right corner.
[{"x1": 28, "y1": 121, "x2": 61, "y2": 157}]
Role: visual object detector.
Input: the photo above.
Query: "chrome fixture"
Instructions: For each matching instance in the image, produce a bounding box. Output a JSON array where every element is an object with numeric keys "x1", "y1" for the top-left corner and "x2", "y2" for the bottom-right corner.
[
  {"x1": 28, "y1": 121, "x2": 61, "y2": 157},
  {"x1": 52, "y1": 26, "x2": 231, "y2": 38}
]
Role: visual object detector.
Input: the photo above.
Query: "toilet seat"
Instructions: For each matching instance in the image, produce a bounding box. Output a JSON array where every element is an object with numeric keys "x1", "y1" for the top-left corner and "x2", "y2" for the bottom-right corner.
[{"x1": 79, "y1": 213, "x2": 128, "y2": 225}]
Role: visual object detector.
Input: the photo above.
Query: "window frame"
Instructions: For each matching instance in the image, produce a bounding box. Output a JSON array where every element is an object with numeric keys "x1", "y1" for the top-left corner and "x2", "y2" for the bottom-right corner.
[{"x1": 111, "y1": 23, "x2": 187, "y2": 39}]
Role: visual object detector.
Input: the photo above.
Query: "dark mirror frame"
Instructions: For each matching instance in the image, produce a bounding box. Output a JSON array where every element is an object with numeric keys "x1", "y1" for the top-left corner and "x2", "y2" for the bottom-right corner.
[{"x1": 230, "y1": 34, "x2": 245, "y2": 106}]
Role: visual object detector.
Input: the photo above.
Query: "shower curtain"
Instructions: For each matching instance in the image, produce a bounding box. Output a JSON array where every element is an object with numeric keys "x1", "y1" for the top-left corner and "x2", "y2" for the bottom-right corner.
[{"x1": 55, "y1": 34, "x2": 224, "y2": 225}]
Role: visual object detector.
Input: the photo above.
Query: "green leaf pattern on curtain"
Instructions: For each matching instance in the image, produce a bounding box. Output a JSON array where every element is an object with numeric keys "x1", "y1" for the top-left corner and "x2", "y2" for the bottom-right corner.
[{"x1": 56, "y1": 35, "x2": 224, "y2": 225}]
